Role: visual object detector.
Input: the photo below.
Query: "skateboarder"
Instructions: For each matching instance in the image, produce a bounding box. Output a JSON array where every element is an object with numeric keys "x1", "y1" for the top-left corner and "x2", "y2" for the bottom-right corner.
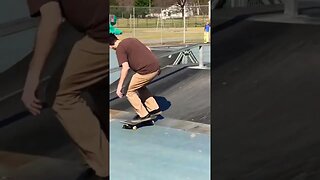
[
  {"x1": 21, "y1": 1, "x2": 108, "y2": 179},
  {"x1": 109, "y1": 34, "x2": 161, "y2": 121}
]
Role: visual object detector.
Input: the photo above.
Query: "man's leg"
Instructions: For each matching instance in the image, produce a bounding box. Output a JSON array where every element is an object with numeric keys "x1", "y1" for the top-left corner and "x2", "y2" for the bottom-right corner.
[
  {"x1": 138, "y1": 87, "x2": 159, "y2": 112},
  {"x1": 52, "y1": 36, "x2": 108, "y2": 177},
  {"x1": 206, "y1": 32, "x2": 210, "y2": 43},
  {"x1": 126, "y1": 71, "x2": 159, "y2": 118}
]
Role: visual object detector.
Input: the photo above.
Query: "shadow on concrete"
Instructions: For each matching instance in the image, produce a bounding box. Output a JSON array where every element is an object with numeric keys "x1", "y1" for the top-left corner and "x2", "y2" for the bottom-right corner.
[
  {"x1": 154, "y1": 96, "x2": 171, "y2": 112},
  {"x1": 154, "y1": 96, "x2": 171, "y2": 121}
]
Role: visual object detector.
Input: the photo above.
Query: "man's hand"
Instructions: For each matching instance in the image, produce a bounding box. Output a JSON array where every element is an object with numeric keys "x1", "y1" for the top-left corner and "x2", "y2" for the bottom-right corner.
[
  {"x1": 116, "y1": 87, "x2": 123, "y2": 98},
  {"x1": 21, "y1": 80, "x2": 42, "y2": 115},
  {"x1": 117, "y1": 62, "x2": 130, "y2": 98}
]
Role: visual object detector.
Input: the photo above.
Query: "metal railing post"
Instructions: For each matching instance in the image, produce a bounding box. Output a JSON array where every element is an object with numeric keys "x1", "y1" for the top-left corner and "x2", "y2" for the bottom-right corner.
[
  {"x1": 133, "y1": 7, "x2": 136, "y2": 37},
  {"x1": 199, "y1": 45, "x2": 204, "y2": 68},
  {"x1": 208, "y1": 1, "x2": 211, "y2": 21},
  {"x1": 183, "y1": 6, "x2": 186, "y2": 44},
  {"x1": 161, "y1": 8, "x2": 163, "y2": 45}
]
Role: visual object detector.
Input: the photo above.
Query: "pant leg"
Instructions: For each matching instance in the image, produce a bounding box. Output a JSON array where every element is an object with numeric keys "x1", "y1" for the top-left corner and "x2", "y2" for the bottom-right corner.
[
  {"x1": 204, "y1": 32, "x2": 209, "y2": 43},
  {"x1": 138, "y1": 87, "x2": 159, "y2": 112},
  {"x1": 52, "y1": 36, "x2": 108, "y2": 177},
  {"x1": 126, "y1": 70, "x2": 159, "y2": 117}
]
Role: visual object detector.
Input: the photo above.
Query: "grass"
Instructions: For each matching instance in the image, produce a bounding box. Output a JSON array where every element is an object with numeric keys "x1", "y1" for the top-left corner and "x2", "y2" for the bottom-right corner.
[
  {"x1": 116, "y1": 16, "x2": 210, "y2": 28},
  {"x1": 115, "y1": 27, "x2": 209, "y2": 45}
]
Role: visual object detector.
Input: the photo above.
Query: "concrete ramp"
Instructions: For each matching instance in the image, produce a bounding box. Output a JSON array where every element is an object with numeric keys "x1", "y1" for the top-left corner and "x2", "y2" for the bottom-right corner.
[
  {"x1": 213, "y1": 20, "x2": 320, "y2": 179},
  {"x1": 110, "y1": 110, "x2": 210, "y2": 180},
  {"x1": 110, "y1": 65, "x2": 211, "y2": 124}
]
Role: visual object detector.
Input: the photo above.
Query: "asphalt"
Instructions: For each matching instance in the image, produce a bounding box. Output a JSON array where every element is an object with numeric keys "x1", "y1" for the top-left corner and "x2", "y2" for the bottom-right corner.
[
  {"x1": 110, "y1": 65, "x2": 211, "y2": 124},
  {"x1": 109, "y1": 117, "x2": 210, "y2": 180},
  {"x1": 212, "y1": 18, "x2": 320, "y2": 179}
]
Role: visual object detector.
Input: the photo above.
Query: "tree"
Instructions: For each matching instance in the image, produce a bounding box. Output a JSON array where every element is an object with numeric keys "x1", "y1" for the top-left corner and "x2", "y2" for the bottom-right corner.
[
  {"x1": 188, "y1": 0, "x2": 208, "y2": 5},
  {"x1": 117, "y1": 0, "x2": 135, "y2": 6},
  {"x1": 153, "y1": 0, "x2": 176, "y2": 7},
  {"x1": 134, "y1": 0, "x2": 152, "y2": 17},
  {"x1": 177, "y1": 0, "x2": 188, "y2": 17},
  {"x1": 110, "y1": 0, "x2": 118, "y2": 6},
  {"x1": 134, "y1": 0, "x2": 151, "y2": 7}
]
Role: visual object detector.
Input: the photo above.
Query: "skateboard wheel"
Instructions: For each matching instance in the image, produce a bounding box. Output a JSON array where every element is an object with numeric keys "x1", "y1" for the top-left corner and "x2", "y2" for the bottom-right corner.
[
  {"x1": 133, "y1": 126, "x2": 137, "y2": 130},
  {"x1": 122, "y1": 124, "x2": 130, "y2": 129}
]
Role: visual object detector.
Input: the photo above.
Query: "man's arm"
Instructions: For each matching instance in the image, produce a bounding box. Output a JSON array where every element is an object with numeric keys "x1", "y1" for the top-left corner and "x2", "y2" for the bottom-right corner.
[
  {"x1": 116, "y1": 62, "x2": 130, "y2": 98},
  {"x1": 22, "y1": 2, "x2": 63, "y2": 115},
  {"x1": 27, "y1": 2, "x2": 62, "y2": 82}
]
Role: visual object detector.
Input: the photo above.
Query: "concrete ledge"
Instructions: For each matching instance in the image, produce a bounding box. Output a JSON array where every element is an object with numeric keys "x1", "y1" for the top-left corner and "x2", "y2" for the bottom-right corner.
[{"x1": 250, "y1": 13, "x2": 320, "y2": 25}]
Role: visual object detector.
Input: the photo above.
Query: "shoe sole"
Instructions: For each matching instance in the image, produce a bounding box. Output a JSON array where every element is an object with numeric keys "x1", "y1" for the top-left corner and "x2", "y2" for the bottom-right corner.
[{"x1": 151, "y1": 111, "x2": 162, "y2": 116}]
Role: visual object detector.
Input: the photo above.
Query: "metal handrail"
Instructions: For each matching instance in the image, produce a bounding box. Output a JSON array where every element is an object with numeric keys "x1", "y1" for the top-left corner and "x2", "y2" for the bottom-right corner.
[{"x1": 109, "y1": 43, "x2": 203, "y2": 73}]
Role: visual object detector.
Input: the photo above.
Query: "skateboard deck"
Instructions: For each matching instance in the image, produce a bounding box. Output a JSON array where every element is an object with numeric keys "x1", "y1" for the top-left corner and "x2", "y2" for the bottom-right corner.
[{"x1": 120, "y1": 115, "x2": 157, "y2": 130}]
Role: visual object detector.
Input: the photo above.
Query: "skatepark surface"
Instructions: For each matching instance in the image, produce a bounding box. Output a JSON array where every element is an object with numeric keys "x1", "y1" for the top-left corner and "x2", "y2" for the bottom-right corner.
[
  {"x1": 213, "y1": 8, "x2": 320, "y2": 180},
  {"x1": 110, "y1": 65, "x2": 211, "y2": 124},
  {"x1": 109, "y1": 45, "x2": 211, "y2": 179},
  {"x1": 110, "y1": 121, "x2": 210, "y2": 180},
  {"x1": 110, "y1": 111, "x2": 210, "y2": 180},
  {"x1": 0, "y1": 21, "x2": 211, "y2": 178}
]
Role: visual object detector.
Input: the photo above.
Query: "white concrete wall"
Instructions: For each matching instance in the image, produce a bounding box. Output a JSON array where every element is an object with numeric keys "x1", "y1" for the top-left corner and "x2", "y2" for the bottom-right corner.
[
  {"x1": 0, "y1": 1, "x2": 36, "y2": 73},
  {"x1": 0, "y1": 0, "x2": 30, "y2": 24}
]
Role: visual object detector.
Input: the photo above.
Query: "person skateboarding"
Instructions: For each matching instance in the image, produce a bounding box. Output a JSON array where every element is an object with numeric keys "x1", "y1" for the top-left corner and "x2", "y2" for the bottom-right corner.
[
  {"x1": 109, "y1": 34, "x2": 161, "y2": 122},
  {"x1": 21, "y1": 1, "x2": 108, "y2": 179}
]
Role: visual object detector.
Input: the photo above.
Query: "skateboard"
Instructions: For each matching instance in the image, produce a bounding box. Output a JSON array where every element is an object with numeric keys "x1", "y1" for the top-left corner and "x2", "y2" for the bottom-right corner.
[{"x1": 120, "y1": 115, "x2": 157, "y2": 130}]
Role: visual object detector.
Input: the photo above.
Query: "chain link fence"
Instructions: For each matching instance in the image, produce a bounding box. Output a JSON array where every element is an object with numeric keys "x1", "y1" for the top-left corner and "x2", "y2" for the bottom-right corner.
[{"x1": 110, "y1": 5, "x2": 210, "y2": 45}]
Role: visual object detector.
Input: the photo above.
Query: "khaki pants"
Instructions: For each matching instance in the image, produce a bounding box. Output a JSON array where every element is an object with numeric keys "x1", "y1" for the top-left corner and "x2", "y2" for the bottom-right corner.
[
  {"x1": 52, "y1": 36, "x2": 108, "y2": 177},
  {"x1": 204, "y1": 32, "x2": 210, "y2": 43},
  {"x1": 126, "y1": 71, "x2": 159, "y2": 117}
]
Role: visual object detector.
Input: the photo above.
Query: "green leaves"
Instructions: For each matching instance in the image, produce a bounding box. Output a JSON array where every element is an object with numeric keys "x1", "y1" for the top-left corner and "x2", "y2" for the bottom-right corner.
[{"x1": 134, "y1": 0, "x2": 152, "y2": 7}]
